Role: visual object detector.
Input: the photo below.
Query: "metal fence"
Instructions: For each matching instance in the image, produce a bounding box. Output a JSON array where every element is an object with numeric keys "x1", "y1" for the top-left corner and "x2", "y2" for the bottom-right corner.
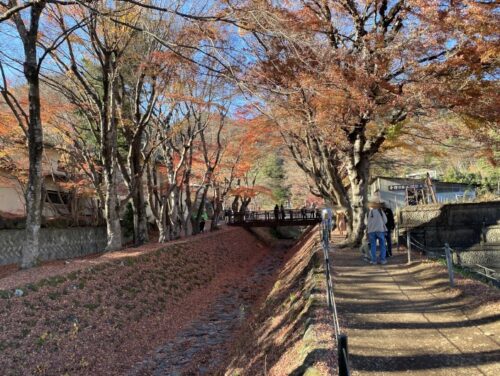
[
  {"x1": 405, "y1": 231, "x2": 499, "y2": 287},
  {"x1": 320, "y1": 220, "x2": 351, "y2": 376}
]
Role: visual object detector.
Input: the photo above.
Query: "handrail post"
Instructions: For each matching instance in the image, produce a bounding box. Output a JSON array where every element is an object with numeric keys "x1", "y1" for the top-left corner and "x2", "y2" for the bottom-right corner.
[
  {"x1": 338, "y1": 334, "x2": 349, "y2": 376},
  {"x1": 444, "y1": 243, "x2": 455, "y2": 287},
  {"x1": 406, "y1": 231, "x2": 411, "y2": 264},
  {"x1": 396, "y1": 223, "x2": 400, "y2": 252}
]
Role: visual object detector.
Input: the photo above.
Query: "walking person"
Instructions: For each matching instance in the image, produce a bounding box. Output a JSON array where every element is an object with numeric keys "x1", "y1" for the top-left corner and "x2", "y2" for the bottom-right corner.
[
  {"x1": 383, "y1": 203, "x2": 395, "y2": 257},
  {"x1": 199, "y1": 211, "x2": 208, "y2": 233},
  {"x1": 321, "y1": 207, "x2": 334, "y2": 240},
  {"x1": 280, "y1": 204, "x2": 285, "y2": 220},
  {"x1": 367, "y1": 198, "x2": 388, "y2": 265},
  {"x1": 337, "y1": 211, "x2": 347, "y2": 237}
]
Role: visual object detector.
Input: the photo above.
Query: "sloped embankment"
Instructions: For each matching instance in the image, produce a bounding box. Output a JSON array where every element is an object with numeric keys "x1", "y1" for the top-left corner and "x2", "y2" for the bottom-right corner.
[
  {"x1": 224, "y1": 228, "x2": 336, "y2": 375},
  {"x1": 0, "y1": 228, "x2": 270, "y2": 375}
]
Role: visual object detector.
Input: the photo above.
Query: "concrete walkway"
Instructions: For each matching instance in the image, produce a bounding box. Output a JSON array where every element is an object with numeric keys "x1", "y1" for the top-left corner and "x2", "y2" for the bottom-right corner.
[{"x1": 333, "y1": 249, "x2": 500, "y2": 376}]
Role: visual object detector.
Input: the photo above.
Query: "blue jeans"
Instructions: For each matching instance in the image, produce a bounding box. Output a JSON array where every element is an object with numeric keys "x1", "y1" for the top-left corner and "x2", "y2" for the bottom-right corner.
[{"x1": 369, "y1": 232, "x2": 387, "y2": 263}]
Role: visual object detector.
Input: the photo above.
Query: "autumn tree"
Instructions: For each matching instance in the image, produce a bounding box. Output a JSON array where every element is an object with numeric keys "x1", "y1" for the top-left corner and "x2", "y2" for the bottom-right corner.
[
  {"x1": 232, "y1": 0, "x2": 499, "y2": 244},
  {"x1": 0, "y1": 0, "x2": 88, "y2": 266},
  {"x1": 42, "y1": 2, "x2": 146, "y2": 251},
  {"x1": 114, "y1": 19, "x2": 186, "y2": 246}
]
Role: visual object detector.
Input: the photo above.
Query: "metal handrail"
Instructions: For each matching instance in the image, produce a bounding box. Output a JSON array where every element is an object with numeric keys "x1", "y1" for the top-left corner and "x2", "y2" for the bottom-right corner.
[
  {"x1": 406, "y1": 235, "x2": 499, "y2": 287},
  {"x1": 320, "y1": 220, "x2": 350, "y2": 376},
  {"x1": 226, "y1": 208, "x2": 320, "y2": 223}
]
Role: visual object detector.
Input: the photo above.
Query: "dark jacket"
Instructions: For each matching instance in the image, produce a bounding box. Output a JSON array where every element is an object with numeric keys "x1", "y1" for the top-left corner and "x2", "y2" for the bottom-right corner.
[{"x1": 384, "y1": 207, "x2": 395, "y2": 231}]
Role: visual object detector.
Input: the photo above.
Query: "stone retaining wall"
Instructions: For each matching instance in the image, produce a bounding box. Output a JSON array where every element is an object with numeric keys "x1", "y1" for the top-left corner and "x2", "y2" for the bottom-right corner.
[
  {"x1": 452, "y1": 249, "x2": 500, "y2": 269},
  {"x1": 224, "y1": 228, "x2": 336, "y2": 375},
  {"x1": 398, "y1": 201, "x2": 500, "y2": 229},
  {"x1": 0, "y1": 227, "x2": 107, "y2": 265},
  {"x1": 398, "y1": 201, "x2": 500, "y2": 248}
]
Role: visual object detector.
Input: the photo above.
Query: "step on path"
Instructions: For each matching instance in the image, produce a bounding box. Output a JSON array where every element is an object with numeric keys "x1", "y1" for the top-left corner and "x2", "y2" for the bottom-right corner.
[{"x1": 332, "y1": 249, "x2": 500, "y2": 376}]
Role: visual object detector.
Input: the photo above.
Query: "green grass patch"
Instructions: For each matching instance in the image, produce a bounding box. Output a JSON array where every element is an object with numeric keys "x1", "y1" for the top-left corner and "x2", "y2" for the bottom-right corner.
[
  {"x1": 83, "y1": 303, "x2": 99, "y2": 311},
  {"x1": 36, "y1": 332, "x2": 49, "y2": 347},
  {"x1": 0, "y1": 290, "x2": 11, "y2": 299},
  {"x1": 25, "y1": 283, "x2": 38, "y2": 292},
  {"x1": 47, "y1": 291, "x2": 62, "y2": 300},
  {"x1": 39, "y1": 275, "x2": 67, "y2": 288},
  {"x1": 123, "y1": 258, "x2": 137, "y2": 267}
]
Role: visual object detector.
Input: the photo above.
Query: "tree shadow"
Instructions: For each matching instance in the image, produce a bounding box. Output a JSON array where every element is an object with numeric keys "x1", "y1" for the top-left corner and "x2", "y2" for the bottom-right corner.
[
  {"x1": 350, "y1": 349, "x2": 500, "y2": 372},
  {"x1": 227, "y1": 250, "x2": 336, "y2": 374},
  {"x1": 347, "y1": 314, "x2": 500, "y2": 330}
]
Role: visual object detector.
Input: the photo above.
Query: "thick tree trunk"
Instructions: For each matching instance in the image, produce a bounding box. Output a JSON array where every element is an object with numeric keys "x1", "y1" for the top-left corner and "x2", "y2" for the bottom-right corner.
[
  {"x1": 21, "y1": 72, "x2": 44, "y2": 268},
  {"x1": 20, "y1": 6, "x2": 45, "y2": 268},
  {"x1": 157, "y1": 195, "x2": 168, "y2": 243},
  {"x1": 132, "y1": 186, "x2": 148, "y2": 245},
  {"x1": 345, "y1": 154, "x2": 370, "y2": 246},
  {"x1": 239, "y1": 198, "x2": 251, "y2": 213},
  {"x1": 102, "y1": 55, "x2": 122, "y2": 251},
  {"x1": 130, "y1": 148, "x2": 148, "y2": 246},
  {"x1": 103, "y1": 167, "x2": 122, "y2": 251},
  {"x1": 231, "y1": 195, "x2": 240, "y2": 213},
  {"x1": 210, "y1": 187, "x2": 222, "y2": 231},
  {"x1": 168, "y1": 188, "x2": 181, "y2": 239}
]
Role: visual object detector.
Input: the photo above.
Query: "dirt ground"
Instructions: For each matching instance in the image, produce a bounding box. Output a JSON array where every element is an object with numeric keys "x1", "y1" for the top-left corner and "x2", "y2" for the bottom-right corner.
[
  {"x1": 0, "y1": 227, "x2": 276, "y2": 375},
  {"x1": 0, "y1": 227, "x2": 234, "y2": 290},
  {"x1": 333, "y1": 247, "x2": 500, "y2": 376}
]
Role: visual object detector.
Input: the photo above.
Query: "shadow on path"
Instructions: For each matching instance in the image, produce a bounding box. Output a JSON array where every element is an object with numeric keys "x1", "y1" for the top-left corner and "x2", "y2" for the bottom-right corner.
[
  {"x1": 332, "y1": 249, "x2": 500, "y2": 376},
  {"x1": 351, "y1": 349, "x2": 500, "y2": 372}
]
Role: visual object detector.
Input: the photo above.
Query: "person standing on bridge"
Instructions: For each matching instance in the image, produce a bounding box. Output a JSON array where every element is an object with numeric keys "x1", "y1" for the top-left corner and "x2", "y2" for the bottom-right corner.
[
  {"x1": 301, "y1": 206, "x2": 307, "y2": 219},
  {"x1": 274, "y1": 204, "x2": 280, "y2": 221},
  {"x1": 280, "y1": 204, "x2": 285, "y2": 220},
  {"x1": 367, "y1": 198, "x2": 388, "y2": 265}
]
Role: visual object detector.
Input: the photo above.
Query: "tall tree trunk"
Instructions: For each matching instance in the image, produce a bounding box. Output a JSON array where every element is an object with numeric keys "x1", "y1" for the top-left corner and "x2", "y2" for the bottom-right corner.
[
  {"x1": 210, "y1": 186, "x2": 222, "y2": 231},
  {"x1": 101, "y1": 53, "x2": 122, "y2": 251},
  {"x1": 131, "y1": 147, "x2": 148, "y2": 245},
  {"x1": 132, "y1": 185, "x2": 148, "y2": 245},
  {"x1": 157, "y1": 195, "x2": 168, "y2": 243},
  {"x1": 20, "y1": 4, "x2": 45, "y2": 268},
  {"x1": 345, "y1": 154, "x2": 370, "y2": 246},
  {"x1": 168, "y1": 187, "x2": 181, "y2": 239},
  {"x1": 231, "y1": 195, "x2": 240, "y2": 213},
  {"x1": 103, "y1": 165, "x2": 122, "y2": 251}
]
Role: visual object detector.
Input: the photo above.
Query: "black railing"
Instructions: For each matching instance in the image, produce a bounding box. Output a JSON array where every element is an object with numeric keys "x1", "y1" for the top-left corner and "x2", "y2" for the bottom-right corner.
[
  {"x1": 320, "y1": 220, "x2": 351, "y2": 376},
  {"x1": 226, "y1": 209, "x2": 321, "y2": 227}
]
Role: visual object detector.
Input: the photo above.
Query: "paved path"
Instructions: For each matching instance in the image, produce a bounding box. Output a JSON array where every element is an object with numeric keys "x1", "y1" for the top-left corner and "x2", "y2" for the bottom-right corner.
[{"x1": 333, "y1": 249, "x2": 500, "y2": 376}]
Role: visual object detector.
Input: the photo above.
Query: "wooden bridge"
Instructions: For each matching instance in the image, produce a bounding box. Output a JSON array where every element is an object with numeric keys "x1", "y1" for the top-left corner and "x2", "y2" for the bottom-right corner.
[{"x1": 226, "y1": 209, "x2": 322, "y2": 227}]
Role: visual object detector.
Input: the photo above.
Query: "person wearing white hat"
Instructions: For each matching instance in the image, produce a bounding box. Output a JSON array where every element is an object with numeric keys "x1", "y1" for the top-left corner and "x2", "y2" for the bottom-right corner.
[{"x1": 367, "y1": 197, "x2": 388, "y2": 265}]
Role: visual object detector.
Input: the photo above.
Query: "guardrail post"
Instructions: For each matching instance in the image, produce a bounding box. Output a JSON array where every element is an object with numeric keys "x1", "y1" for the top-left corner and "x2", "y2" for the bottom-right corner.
[
  {"x1": 338, "y1": 334, "x2": 349, "y2": 376},
  {"x1": 444, "y1": 243, "x2": 455, "y2": 287},
  {"x1": 406, "y1": 231, "x2": 411, "y2": 264},
  {"x1": 396, "y1": 223, "x2": 400, "y2": 252}
]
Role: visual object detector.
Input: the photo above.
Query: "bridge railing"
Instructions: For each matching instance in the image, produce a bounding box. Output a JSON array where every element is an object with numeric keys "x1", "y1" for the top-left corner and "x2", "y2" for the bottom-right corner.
[{"x1": 225, "y1": 209, "x2": 321, "y2": 224}]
